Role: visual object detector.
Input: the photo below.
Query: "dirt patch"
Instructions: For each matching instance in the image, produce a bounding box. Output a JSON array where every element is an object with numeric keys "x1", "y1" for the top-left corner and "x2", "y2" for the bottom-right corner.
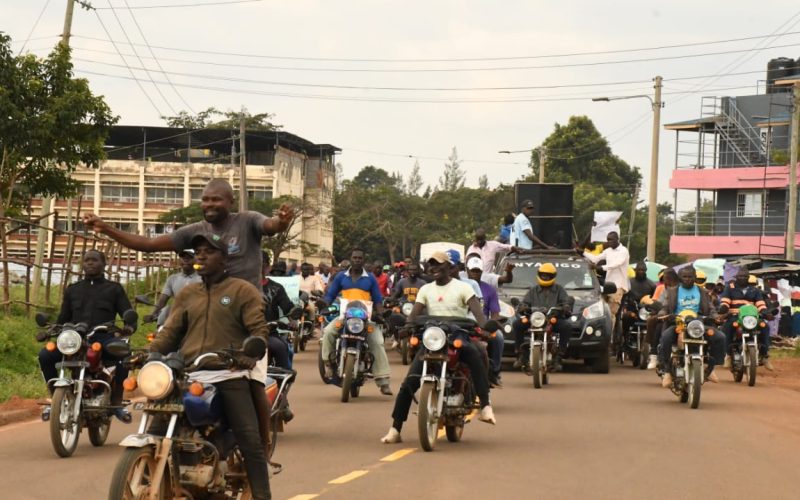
[
  {"x1": 758, "y1": 356, "x2": 800, "y2": 392},
  {"x1": 0, "y1": 396, "x2": 41, "y2": 426}
]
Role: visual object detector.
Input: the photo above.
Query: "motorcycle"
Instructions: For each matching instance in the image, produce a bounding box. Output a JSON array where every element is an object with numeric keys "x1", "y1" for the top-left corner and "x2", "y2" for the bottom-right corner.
[
  {"x1": 383, "y1": 298, "x2": 415, "y2": 365},
  {"x1": 517, "y1": 306, "x2": 563, "y2": 389},
  {"x1": 264, "y1": 366, "x2": 296, "y2": 461},
  {"x1": 35, "y1": 310, "x2": 137, "y2": 458},
  {"x1": 318, "y1": 300, "x2": 374, "y2": 402},
  {"x1": 292, "y1": 292, "x2": 316, "y2": 353},
  {"x1": 617, "y1": 296, "x2": 650, "y2": 369},
  {"x1": 108, "y1": 336, "x2": 268, "y2": 499},
  {"x1": 729, "y1": 304, "x2": 764, "y2": 386},
  {"x1": 664, "y1": 310, "x2": 713, "y2": 409},
  {"x1": 411, "y1": 316, "x2": 497, "y2": 452}
]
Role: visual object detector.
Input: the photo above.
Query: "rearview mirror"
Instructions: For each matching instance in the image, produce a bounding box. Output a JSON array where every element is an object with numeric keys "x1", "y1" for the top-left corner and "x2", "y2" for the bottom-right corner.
[
  {"x1": 134, "y1": 294, "x2": 153, "y2": 306},
  {"x1": 35, "y1": 312, "x2": 49, "y2": 327},
  {"x1": 105, "y1": 340, "x2": 132, "y2": 359},
  {"x1": 510, "y1": 297, "x2": 520, "y2": 307},
  {"x1": 242, "y1": 336, "x2": 267, "y2": 359}
]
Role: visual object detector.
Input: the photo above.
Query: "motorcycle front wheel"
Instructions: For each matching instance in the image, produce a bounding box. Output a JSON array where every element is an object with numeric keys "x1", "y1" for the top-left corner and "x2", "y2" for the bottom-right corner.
[
  {"x1": 445, "y1": 423, "x2": 463, "y2": 442},
  {"x1": 418, "y1": 382, "x2": 439, "y2": 452},
  {"x1": 639, "y1": 342, "x2": 650, "y2": 370},
  {"x1": 108, "y1": 447, "x2": 167, "y2": 500},
  {"x1": 688, "y1": 362, "x2": 702, "y2": 409},
  {"x1": 747, "y1": 345, "x2": 758, "y2": 387},
  {"x1": 340, "y1": 354, "x2": 355, "y2": 403},
  {"x1": 292, "y1": 332, "x2": 301, "y2": 355},
  {"x1": 532, "y1": 345, "x2": 542, "y2": 389},
  {"x1": 88, "y1": 419, "x2": 110, "y2": 447},
  {"x1": 50, "y1": 387, "x2": 80, "y2": 457}
]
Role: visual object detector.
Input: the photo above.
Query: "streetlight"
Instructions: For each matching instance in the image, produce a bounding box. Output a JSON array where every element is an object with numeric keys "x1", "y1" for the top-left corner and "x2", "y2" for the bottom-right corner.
[
  {"x1": 499, "y1": 147, "x2": 546, "y2": 183},
  {"x1": 593, "y1": 76, "x2": 663, "y2": 261}
]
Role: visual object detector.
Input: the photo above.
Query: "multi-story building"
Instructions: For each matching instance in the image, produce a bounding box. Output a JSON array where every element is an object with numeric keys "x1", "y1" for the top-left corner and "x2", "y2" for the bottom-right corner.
[
  {"x1": 667, "y1": 58, "x2": 800, "y2": 257},
  {"x1": 15, "y1": 125, "x2": 339, "y2": 265}
]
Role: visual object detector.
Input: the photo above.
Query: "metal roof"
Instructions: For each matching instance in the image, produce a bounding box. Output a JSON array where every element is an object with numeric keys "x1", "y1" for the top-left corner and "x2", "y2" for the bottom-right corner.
[
  {"x1": 663, "y1": 116, "x2": 720, "y2": 131},
  {"x1": 753, "y1": 112, "x2": 792, "y2": 128}
]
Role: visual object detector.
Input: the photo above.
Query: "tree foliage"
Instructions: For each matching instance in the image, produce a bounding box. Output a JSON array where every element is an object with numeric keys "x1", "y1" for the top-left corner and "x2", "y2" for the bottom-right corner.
[
  {"x1": 438, "y1": 147, "x2": 466, "y2": 191},
  {"x1": 162, "y1": 107, "x2": 281, "y2": 131},
  {"x1": 406, "y1": 160, "x2": 424, "y2": 195}
]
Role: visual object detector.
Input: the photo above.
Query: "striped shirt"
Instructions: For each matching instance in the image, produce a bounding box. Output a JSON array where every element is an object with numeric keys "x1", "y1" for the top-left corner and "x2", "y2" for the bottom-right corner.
[{"x1": 719, "y1": 284, "x2": 766, "y2": 315}]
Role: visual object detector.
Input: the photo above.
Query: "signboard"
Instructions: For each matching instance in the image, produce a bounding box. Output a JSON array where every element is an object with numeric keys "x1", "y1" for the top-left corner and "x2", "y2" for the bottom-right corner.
[
  {"x1": 419, "y1": 242, "x2": 465, "y2": 263},
  {"x1": 270, "y1": 276, "x2": 301, "y2": 305}
]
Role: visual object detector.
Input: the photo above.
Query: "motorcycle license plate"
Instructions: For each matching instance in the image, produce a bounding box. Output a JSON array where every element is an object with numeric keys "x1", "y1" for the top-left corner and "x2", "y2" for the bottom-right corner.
[{"x1": 134, "y1": 402, "x2": 184, "y2": 413}]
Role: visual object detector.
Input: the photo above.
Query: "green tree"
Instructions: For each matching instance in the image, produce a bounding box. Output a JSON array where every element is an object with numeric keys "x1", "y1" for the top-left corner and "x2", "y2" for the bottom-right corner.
[
  {"x1": 478, "y1": 174, "x2": 489, "y2": 190},
  {"x1": 351, "y1": 165, "x2": 400, "y2": 191},
  {"x1": 406, "y1": 160, "x2": 424, "y2": 195},
  {"x1": 438, "y1": 146, "x2": 466, "y2": 191},
  {"x1": 0, "y1": 36, "x2": 116, "y2": 311},
  {"x1": 161, "y1": 107, "x2": 281, "y2": 131}
]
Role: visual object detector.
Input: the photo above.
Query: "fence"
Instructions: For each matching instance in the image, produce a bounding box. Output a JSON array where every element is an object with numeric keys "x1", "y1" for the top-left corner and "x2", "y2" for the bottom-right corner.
[
  {"x1": 673, "y1": 209, "x2": 794, "y2": 237},
  {"x1": 0, "y1": 203, "x2": 177, "y2": 315}
]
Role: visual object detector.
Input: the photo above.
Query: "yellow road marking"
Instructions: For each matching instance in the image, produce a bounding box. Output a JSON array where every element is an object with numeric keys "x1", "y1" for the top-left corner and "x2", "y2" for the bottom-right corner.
[
  {"x1": 287, "y1": 495, "x2": 319, "y2": 500},
  {"x1": 328, "y1": 470, "x2": 369, "y2": 484},
  {"x1": 380, "y1": 448, "x2": 416, "y2": 462}
]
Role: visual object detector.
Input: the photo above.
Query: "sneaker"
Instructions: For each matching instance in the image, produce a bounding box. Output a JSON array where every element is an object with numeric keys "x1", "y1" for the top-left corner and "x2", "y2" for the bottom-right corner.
[
  {"x1": 41, "y1": 406, "x2": 51, "y2": 422},
  {"x1": 390, "y1": 340, "x2": 399, "y2": 350},
  {"x1": 661, "y1": 373, "x2": 673, "y2": 388},
  {"x1": 379, "y1": 384, "x2": 393, "y2": 396},
  {"x1": 763, "y1": 358, "x2": 774, "y2": 371},
  {"x1": 380, "y1": 427, "x2": 402, "y2": 444},
  {"x1": 647, "y1": 355, "x2": 658, "y2": 370},
  {"x1": 707, "y1": 370, "x2": 719, "y2": 383},
  {"x1": 323, "y1": 361, "x2": 334, "y2": 379},
  {"x1": 552, "y1": 356, "x2": 563, "y2": 373},
  {"x1": 113, "y1": 408, "x2": 133, "y2": 424},
  {"x1": 723, "y1": 355, "x2": 731, "y2": 368},
  {"x1": 478, "y1": 405, "x2": 496, "y2": 425},
  {"x1": 512, "y1": 357, "x2": 522, "y2": 369}
]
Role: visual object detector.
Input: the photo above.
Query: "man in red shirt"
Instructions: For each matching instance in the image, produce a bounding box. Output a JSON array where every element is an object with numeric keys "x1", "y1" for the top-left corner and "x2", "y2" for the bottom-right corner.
[{"x1": 373, "y1": 260, "x2": 391, "y2": 296}]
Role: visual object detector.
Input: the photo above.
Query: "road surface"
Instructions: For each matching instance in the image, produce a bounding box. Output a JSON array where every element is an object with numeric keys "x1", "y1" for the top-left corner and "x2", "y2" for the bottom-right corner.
[{"x1": 1, "y1": 342, "x2": 798, "y2": 499}]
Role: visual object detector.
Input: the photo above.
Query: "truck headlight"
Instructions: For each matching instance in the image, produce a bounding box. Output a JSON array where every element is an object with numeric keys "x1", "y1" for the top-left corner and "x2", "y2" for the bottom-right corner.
[{"x1": 582, "y1": 300, "x2": 605, "y2": 320}]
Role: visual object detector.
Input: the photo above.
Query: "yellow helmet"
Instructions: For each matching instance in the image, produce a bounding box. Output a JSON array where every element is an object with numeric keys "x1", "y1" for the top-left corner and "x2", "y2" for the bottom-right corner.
[
  {"x1": 748, "y1": 275, "x2": 758, "y2": 285},
  {"x1": 695, "y1": 270, "x2": 707, "y2": 285},
  {"x1": 537, "y1": 262, "x2": 557, "y2": 287},
  {"x1": 657, "y1": 269, "x2": 665, "y2": 281},
  {"x1": 627, "y1": 266, "x2": 635, "y2": 278}
]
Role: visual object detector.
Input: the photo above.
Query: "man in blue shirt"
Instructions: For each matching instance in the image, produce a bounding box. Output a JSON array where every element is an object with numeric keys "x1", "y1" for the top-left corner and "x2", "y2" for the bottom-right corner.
[
  {"x1": 657, "y1": 266, "x2": 725, "y2": 387},
  {"x1": 513, "y1": 200, "x2": 552, "y2": 249},
  {"x1": 318, "y1": 247, "x2": 392, "y2": 395}
]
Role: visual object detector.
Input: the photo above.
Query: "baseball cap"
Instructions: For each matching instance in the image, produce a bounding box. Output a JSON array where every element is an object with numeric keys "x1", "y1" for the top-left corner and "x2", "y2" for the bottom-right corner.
[
  {"x1": 178, "y1": 248, "x2": 195, "y2": 258},
  {"x1": 189, "y1": 233, "x2": 227, "y2": 255},
  {"x1": 521, "y1": 199, "x2": 535, "y2": 209},
  {"x1": 466, "y1": 256, "x2": 483, "y2": 271},
  {"x1": 445, "y1": 249, "x2": 462, "y2": 266},
  {"x1": 428, "y1": 250, "x2": 452, "y2": 264},
  {"x1": 383, "y1": 264, "x2": 391, "y2": 271}
]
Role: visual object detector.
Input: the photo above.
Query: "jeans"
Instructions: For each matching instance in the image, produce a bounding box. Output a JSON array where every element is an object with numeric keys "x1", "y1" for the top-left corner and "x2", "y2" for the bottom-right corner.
[
  {"x1": 321, "y1": 320, "x2": 390, "y2": 383},
  {"x1": 487, "y1": 330, "x2": 504, "y2": 376},
  {"x1": 512, "y1": 318, "x2": 570, "y2": 355},
  {"x1": 38, "y1": 333, "x2": 129, "y2": 405},
  {"x1": 722, "y1": 317, "x2": 770, "y2": 357},
  {"x1": 646, "y1": 316, "x2": 664, "y2": 352},
  {"x1": 267, "y1": 335, "x2": 291, "y2": 370},
  {"x1": 657, "y1": 326, "x2": 726, "y2": 369},
  {"x1": 390, "y1": 341, "x2": 490, "y2": 432}
]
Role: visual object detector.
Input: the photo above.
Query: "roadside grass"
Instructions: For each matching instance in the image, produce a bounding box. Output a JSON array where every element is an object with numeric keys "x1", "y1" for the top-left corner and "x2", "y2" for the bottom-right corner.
[{"x1": 771, "y1": 344, "x2": 800, "y2": 359}]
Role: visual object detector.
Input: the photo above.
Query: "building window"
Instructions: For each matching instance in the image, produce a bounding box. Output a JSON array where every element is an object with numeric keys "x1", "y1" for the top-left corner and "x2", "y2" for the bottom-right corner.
[
  {"x1": 736, "y1": 191, "x2": 763, "y2": 217},
  {"x1": 80, "y1": 183, "x2": 94, "y2": 200},
  {"x1": 146, "y1": 184, "x2": 184, "y2": 204},
  {"x1": 101, "y1": 183, "x2": 139, "y2": 203},
  {"x1": 248, "y1": 188, "x2": 273, "y2": 201}
]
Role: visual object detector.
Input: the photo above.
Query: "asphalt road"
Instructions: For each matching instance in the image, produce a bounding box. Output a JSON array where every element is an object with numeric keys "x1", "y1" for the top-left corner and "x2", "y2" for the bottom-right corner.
[{"x1": 1, "y1": 342, "x2": 798, "y2": 500}]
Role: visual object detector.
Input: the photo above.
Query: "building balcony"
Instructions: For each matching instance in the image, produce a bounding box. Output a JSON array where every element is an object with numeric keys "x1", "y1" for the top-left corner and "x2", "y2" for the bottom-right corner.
[{"x1": 669, "y1": 165, "x2": 797, "y2": 190}]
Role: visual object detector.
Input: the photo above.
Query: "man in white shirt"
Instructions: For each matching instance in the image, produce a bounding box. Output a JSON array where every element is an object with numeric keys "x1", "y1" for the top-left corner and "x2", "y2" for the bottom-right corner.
[
  {"x1": 580, "y1": 231, "x2": 630, "y2": 332},
  {"x1": 513, "y1": 200, "x2": 552, "y2": 250},
  {"x1": 299, "y1": 262, "x2": 325, "y2": 297},
  {"x1": 467, "y1": 227, "x2": 517, "y2": 273}
]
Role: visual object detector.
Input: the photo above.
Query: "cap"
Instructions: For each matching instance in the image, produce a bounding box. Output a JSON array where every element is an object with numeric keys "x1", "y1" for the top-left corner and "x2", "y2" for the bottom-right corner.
[
  {"x1": 445, "y1": 249, "x2": 462, "y2": 266},
  {"x1": 466, "y1": 257, "x2": 483, "y2": 271},
  {"x1": 189, "y1": 233, "x2": 227, "y2": 255},
  {"x1": 382, "y1": 265, "x2": 391, "y2": 271},
  {"x1": 178, "y1": 248, "x2": 195, "y2": 258},
  {"x1": 428, "y1": 251, "x2": 452, "y2": 264},
  {"x1": 521, "y1": 199, "x2": 535, "y2": 209}
]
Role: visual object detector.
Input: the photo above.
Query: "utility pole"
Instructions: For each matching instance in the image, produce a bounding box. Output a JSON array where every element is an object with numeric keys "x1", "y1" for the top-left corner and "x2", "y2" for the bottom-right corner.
[
  {"x1": 646, "y1": 76, "x2": 663, "y2": 262},
  {"x1": 786, "y1": 81, "x2": 799, "y2": 260},
  {"x1": 538, "y1": 146, "x2": 546, "y2": 183},
  {"x1": 627, "y1": 182, "x2": 640, "y2": 247},
  {"x1": 239, "y1": 112, "x2": 248, "y2": 213}
]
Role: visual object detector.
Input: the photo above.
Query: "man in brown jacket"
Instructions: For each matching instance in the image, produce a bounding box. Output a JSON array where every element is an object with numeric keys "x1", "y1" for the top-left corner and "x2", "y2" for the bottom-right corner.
[{"x1": 150, "y1": 233, "x2": 271, "y2": 500}]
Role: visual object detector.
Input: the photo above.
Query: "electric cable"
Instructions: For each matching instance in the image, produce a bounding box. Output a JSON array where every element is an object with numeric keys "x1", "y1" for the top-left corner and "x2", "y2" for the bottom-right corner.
[{"x1": 17, "y1": 0, "x2": 52, "y2": 54}]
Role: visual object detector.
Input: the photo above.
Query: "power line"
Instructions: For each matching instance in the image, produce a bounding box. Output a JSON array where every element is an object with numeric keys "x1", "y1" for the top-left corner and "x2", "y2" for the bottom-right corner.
[
  {"x1": 121, "y1": 0, "x2": 195, "y2": 113},
  {"x1": 103, "y1": 0, "x2": 177, "y2": 114},
  {"x1": 71, "y1": 30, "x2": 800, "y2": 63},
  {"x1": 95, "y1": 0, "x2": 262, "y2": 9},
  {"x1": 17, "y1": 0, "x2": 52, "y2": 55}
]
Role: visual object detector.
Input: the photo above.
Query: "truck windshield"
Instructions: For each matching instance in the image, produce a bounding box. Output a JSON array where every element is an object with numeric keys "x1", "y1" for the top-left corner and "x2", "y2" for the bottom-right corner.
[{"x1": 505, "y1": 261, "x2": 596, "y2": 290}]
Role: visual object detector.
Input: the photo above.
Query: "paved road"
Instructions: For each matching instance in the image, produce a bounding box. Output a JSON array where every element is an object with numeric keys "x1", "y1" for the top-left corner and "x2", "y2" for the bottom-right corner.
[{"x1": 1, "y1": 342, "x2": 798, "y2": 499}]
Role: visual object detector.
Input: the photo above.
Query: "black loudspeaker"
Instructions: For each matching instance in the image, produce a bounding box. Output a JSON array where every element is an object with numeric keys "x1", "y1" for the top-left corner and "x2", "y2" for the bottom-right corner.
[
  {"x1": 530, "y1": 216, "x2": 574, "y2": 249},
  {"x1": 514, "y1": 183, "x2": 573, "y2": 216}
]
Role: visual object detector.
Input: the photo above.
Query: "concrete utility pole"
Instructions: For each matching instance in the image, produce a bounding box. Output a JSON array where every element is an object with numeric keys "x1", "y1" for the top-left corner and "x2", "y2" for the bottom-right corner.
[
  {"x1": 627, "y1": 182, "x2": 640, "y2": 247},
  {"x1": 787, "y1": 81, "x2": 799, "y2": 260},
  {"x1": 538, "y1": 146, "x2": 546, "y2": 183},
  {"x1": 646, "y1": 76, "x2": 663, "y2": 262},
  {"x1": 239, "y1": 112, "x2": 248, "y2": 213}
]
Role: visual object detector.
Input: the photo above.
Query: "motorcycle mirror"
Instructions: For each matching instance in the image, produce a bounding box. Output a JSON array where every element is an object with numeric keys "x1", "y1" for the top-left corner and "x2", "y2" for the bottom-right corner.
[
  {"x1": 134, "y1": 294, "x2": 154, "y2": 306},
  {"x1": 105, "y1": 339, "x2": 132, "y2": 359},
  {"x1": 35, "y1": 312, "x2": 49, "y2": 327},
  {"x1": 602, "y1": 282, "x2": 617, "y2": 295},
  {"x1": 122, "y1": 309, "x2": 139, "y2": 326},
  {"x1": 510, "y1": 297, "x2": 520, "y2": 307},
  {"x1": 242, "y1": 336, "x2": 267, "y2": 359},
  {"x1": 483, "y1": 320, "x2": 500, "y2": 332}
]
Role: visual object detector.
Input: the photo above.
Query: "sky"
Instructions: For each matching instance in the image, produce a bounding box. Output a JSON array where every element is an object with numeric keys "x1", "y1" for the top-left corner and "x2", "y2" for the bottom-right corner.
[{"x1": 6, "y1": 0, "x2": 800, "y2": 218}]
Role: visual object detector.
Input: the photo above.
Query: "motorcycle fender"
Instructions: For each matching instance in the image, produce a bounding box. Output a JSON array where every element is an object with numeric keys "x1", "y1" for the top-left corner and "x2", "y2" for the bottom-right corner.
[
  {"x1": 690, "y1": 354, "x2": 703, "y2": 363},
  {"x1": 119, "y1": 434, "x2": 159, "y2": 448},
  {"x1": 49, "y1": 378, "x2": 74, "y2": 389},
  {"x1": 532, "y1": 341, "x2": 543, "y2": 347},
  {"x1": 346, "y1": 347, "x2": 359, "y2": 356},
  {"x1": 421, "y1": 374, "x2": 438, "y2": 385}
]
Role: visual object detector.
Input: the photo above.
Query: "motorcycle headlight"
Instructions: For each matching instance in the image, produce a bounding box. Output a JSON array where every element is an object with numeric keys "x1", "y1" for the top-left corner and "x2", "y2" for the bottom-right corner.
[
  {"x1": 422, "y1": 326, "x2": 447, "y2": 351},
  {"x1": 56, "y1": 329, "x2": 82, "y2": 355},
  {"x1": 138, "y1": 361, "x2": 175, "y2": 400},
  {"x1": 582, "y1": 300, "x2": 605, "y2": 320},
  {"x1": 638, "y1": 307, "x2": 650, "y2": 321},
  {"x1": 530, "y1": 311, "x2": 546, "y2": 328},
  {"x1": 401, "y1": 302, "x2": 414, "y2": 316},
  {"x1": 686, "y1": 320, "x2": 705, "y2": 339},
  {"x1": 741, "y1": 315, "x2": 758, "y2": 330},
  {"x1": 345, "y1": 318, "x2": 365, "y2": 334}
]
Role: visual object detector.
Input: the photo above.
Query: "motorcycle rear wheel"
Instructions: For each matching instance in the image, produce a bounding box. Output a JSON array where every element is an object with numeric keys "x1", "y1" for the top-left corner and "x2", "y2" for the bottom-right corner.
[
  {"x1": 418, "y1": 382, "x2": 439, "y2": 452},
  {"x1": 88, "y1": 419, "x2": 111, "y2": 447},
  {"x1": 269, "y1": 414, "x2": 280, "y2": 461},
  {"x1": 747, "y1": 345, "x2": 757, "y2": 387},
  {"x1": 445, "y1": 424, "x2": 463, "y2": 442},
  {"x1": 639, "y1": 343, "x2": 649, "y2": 370},
  {"x1": 50, "y1": 387, "x2": 80, "y2": 458},
  {"x1": 688, "y1": 362, "x2": 702, "y2": 409},
  {"x1": 532, "y1": 345, "x2": 543, "y2": 389},
  {"x1": 108, "y1": 447, "x2": 167, "y2": 500},
  {"x1": 340, "y1": 354, "x2": 355, "y2": 403},
  {"x1": 317, "y1": 346, "x2": 330, "y2": 384}
]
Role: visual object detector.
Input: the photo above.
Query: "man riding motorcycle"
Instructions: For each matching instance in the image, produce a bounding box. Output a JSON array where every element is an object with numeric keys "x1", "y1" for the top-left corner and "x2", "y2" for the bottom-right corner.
[
  {"x1": 644, "y1": 268, "x2": 679, "y2": 369},
  {"x1": 465, "y1": 255, "x2": 509, "y2": 386},
  {"x1": 38, "y1": 249, "x2": 137, "y2": 423},
  {"x1": 510, "y1": 263, "x2": 572, "y2": 371},
  {"x1": 149, "y1": 233, "x2": 271, "y2": 500},
  {"x1": 380, "y1": 250, "x2": 497, "y2": 444},
  {"x1": 318, "y1": 247, "x2": 393, "y2": 396},
  {"x1": 657, "y1": 266, "x2": 725, "y2": 387},
  {"x1": 719, "y1": 268, "x2": 774, "y2": 371}
]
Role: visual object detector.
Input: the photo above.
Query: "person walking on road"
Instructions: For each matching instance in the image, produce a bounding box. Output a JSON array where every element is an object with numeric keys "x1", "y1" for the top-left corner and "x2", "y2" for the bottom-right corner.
[{"x1": 580, "y1": 231, "x2": 630, "y2": 333}]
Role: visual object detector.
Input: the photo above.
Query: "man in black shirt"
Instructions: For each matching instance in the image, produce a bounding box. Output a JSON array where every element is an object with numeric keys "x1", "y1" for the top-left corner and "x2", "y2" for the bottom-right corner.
[
  {"x1": 261, "y1": 251, "x2": 295, "y2": 370},
  {"x1": 39, "y1": 249, "x2": 136, "y2": 422}
]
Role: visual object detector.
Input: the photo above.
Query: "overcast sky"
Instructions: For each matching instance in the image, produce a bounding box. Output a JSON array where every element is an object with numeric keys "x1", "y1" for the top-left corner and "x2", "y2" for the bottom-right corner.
[{"x1": 6, "y1": 0, "x2": 800, "y2": 216}]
